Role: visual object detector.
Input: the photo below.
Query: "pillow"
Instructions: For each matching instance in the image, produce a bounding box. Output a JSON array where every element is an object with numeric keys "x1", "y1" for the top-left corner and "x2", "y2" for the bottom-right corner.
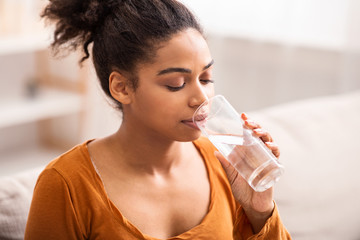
[{"x1": 0, "y1": 167, "x2": 43, "y2": 240}]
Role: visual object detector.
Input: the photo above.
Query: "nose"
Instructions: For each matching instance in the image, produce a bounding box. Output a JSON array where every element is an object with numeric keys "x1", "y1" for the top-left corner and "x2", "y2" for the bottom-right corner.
[{"x1": 188, "y1": 82, "x2": 209, "y2": 108}]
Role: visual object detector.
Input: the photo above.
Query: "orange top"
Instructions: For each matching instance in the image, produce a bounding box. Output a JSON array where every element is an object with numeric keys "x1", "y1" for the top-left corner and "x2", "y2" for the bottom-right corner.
[{"x1": 25, "y1": 137, "x2": 291, "y2": 240}]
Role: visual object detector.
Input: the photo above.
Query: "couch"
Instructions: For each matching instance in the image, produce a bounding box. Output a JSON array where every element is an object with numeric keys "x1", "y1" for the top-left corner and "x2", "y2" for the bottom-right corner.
[
  {"x1": 1, "y1": 90, "x2": 360, "y2": 240},
  {"x1": 250, "y1": 90, "x2": 360, "y2": 240},
  {"x1": 0, "y1": 167, "x2": 43, "y2": 240}
]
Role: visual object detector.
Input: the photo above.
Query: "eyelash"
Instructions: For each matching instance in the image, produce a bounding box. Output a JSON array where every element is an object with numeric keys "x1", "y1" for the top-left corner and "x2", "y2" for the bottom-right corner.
[
  {"x1": 200, "y1": 79, "x2": 215, "y2": 84},
  {"x1": 167, "y1": 83, "x2": 186, "y2": 92},
  {"x1": 166, "y1": 79, "x2": 214, "y2": 92}
]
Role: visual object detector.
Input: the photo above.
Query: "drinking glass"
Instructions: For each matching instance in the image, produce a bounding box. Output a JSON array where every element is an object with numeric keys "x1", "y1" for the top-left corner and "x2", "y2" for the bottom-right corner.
[{"x1": 193, "y1": 95, "x2": 284, "y2": 192}]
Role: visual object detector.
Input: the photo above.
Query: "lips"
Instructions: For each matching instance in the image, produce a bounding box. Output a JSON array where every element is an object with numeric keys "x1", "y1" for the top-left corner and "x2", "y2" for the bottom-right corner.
[
  {"x1": 193, "y1": 114, "x2": 208, "y2": 122},
  {"x1": 181, "y1": 113, "x2": 208, "y2": 130},
  {"x1": 181, "y1": 119, "x2": 199, "y2": 129}
]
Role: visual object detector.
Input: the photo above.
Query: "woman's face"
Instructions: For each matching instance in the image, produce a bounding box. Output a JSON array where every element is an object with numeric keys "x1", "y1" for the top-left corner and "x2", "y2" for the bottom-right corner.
[{"x1": 124, "y1": 28, "x2": 214, "y2": 142}]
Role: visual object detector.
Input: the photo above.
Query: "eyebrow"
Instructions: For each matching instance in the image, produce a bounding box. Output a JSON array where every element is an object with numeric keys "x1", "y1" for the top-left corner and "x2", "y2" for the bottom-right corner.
[
  {"x1": 203, "y1": 59, "x2": 215, "y2": 71},
  {"x1": 157, "y1": 59, "x2": 214, "y2": 76}
]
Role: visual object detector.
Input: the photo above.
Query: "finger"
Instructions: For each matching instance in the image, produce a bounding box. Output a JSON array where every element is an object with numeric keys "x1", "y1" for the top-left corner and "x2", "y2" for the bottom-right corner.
[
  {"x1": 265, "y1": 142, "x2": 281, "y2": 158},
  {"x1": 253, "y1": 128, "x2": 273, "y2": 143},
  {"x1": 214, "y1": 151, "x2": 239, "y2": 185},
  {"x1": 241, "y1": 112, "x2": 248, "y2": 121},
  {"x1": 241, "y1": 113, "x2": 261, "y2": 130}
]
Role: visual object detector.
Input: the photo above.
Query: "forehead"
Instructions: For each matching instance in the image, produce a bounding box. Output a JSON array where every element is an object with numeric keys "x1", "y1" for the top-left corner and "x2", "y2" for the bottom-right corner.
[{"x1": 140, "y1": 28, "x2": 212, "y2": 73}]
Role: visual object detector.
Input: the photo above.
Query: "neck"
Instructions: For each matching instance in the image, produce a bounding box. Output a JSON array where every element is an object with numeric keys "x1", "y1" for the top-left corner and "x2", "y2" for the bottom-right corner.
[{"x1": 109, "y1": 120, "x2": 190, "y2": 176}]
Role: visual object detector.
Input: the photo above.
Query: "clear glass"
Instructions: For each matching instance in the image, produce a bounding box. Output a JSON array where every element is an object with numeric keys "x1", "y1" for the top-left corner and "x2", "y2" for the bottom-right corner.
[{"x1": 193, "y1": 95, "x2": 284, "y2": 192}]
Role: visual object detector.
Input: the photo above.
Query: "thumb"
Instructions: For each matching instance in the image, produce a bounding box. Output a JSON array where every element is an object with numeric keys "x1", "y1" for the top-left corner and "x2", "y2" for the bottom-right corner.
[{"x1": 214, "y1": 151, "x2": 239, "y2": 184}]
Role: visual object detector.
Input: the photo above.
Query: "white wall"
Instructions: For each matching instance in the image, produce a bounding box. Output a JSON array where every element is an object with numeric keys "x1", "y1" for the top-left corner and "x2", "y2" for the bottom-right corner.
[
  {"x1": 182, "y1": 0, "x2": 360, "y2": 112},
  {"x1": 183, "y1": 0, "x2": 349, "y2": 50}
]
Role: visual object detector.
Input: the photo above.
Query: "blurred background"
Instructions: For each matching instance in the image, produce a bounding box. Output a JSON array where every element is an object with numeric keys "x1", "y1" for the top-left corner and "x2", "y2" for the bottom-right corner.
[
  {"x1": 0, "y1": 0, "x2": 360, "y2": 174},
  {"x1": 184, "y1": 0, "x2": 360, "y2": 110}
]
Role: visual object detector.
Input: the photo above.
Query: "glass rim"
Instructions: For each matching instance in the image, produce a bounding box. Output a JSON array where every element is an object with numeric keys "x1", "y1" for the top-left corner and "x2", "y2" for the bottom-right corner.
[{"x1": 192, "y1": 95, "x2": 227, "y2": 127}]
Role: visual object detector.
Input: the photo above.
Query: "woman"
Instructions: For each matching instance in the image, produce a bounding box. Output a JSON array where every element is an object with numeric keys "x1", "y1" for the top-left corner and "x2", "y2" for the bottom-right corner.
[{"x1": 25, "y1": 0, "x2": 291, "y2": 239}]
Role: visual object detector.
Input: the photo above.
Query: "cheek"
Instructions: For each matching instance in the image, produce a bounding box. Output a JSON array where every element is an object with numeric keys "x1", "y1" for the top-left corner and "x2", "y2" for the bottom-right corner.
[
  {"x1": 134, "y1": 88, "x2": 178, "y2": 119},
  {"x1": 152, "y1": 98, "x2": 182, "y2": 119}
]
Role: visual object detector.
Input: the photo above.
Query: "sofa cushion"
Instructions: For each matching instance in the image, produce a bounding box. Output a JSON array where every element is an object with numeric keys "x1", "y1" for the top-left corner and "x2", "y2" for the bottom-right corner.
[
  {"x1": 249, "y1": 90, "x2": 360, "y2": 240},
  {"x1": 0, "y1": 167, "x2": 43, "y2": 240}
]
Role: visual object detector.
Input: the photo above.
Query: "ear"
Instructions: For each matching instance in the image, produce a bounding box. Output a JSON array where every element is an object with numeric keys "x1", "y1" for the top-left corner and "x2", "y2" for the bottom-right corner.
[{"x1": 109, "y1": 71, "x2": 133, "y2": 105}]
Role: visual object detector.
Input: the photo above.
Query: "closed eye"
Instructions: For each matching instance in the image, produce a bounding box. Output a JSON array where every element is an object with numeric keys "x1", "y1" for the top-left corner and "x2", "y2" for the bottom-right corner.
[
  {"x1": 166, "y1": 83, "x2": 186, "y2": 92},
  {"x1": 200, "y1": 79, "x2": 215, "y2": 85}
]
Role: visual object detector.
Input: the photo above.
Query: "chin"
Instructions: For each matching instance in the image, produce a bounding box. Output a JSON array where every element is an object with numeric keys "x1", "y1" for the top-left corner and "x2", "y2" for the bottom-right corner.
[{"x1": 175, "y1": 131, "x2": 202, "y2": 142}]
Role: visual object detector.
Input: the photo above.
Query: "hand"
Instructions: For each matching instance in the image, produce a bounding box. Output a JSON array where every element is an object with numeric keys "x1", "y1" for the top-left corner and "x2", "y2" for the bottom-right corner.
[{"x1": 215, "y1": 113, "x2": 279, "y2": 232}]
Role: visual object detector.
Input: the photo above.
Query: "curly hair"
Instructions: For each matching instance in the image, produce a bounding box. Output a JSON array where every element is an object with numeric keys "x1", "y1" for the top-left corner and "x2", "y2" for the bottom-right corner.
[{"x1": 42, "y1": 0, "x2": 202, "y2": 109}]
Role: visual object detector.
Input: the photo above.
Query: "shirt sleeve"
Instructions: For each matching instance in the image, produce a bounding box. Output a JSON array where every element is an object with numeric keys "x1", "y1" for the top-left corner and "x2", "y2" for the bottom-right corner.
[
  {"x1": 233, "y1": 202, "x2": 292, "y2": 240},
  {"x1": 24, "y1": 168, "x2": 85, "y2": 240}
]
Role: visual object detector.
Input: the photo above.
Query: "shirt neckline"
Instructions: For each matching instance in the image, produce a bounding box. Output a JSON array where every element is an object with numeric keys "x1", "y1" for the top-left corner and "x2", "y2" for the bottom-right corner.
[{"x1": 82, "y1": 138, "x2": 216, "y2": 240}]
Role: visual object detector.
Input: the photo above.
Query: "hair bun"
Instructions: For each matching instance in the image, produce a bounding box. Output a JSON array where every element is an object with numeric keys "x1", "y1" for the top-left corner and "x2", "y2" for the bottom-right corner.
[
  {"x1": 46, "y1": 0, "x2": 118, "y2": 32},
  {"x1": 79, "y1": 0, "x2": 119, "y2": 32},
  {"x1": 42, "y1": 0, "x2": 118, "y2": 54}
]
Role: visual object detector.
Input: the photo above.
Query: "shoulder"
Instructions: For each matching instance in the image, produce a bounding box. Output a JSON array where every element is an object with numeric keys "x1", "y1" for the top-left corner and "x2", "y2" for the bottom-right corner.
[
  {"x1": 47, "y1": 140, "x2": 93, "y2": 170},
  {"x1": 193, "y1": 136, "x2": 227, "y2": 178},
  {"x1": 193, "y1": 136, "x2": 218, "y2": 154},
  {"x1": 39, "y1": 140, "x2": 97, "y2": 188},
  {"x1": 193, "y1": 136, "x2": 219, "y2": 166}
]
